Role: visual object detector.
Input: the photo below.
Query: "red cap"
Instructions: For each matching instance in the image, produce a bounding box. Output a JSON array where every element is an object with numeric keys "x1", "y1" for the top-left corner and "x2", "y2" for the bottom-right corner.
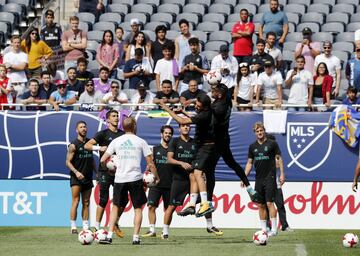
[{"x1": 56, "y1": 80, "x2": 67, "y2": 86}]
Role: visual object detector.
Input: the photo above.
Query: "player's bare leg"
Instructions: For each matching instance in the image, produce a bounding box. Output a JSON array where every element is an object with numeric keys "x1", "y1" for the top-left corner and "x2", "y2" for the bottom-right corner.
[
  {"x1": 99, "y1": 204, "x2": 119, "y2": 244},
  {"x1": 70, "y1": 186, "x2": 81, "y2": 234},
  {"x1": 143, "y1": 206, "x2": 157, "y2": 237},
  {"x1": 194, "y1": 169, "x2": 213, "y2": 217},
  {"x1": 178, "y1": 172, "x2": 198, "y2": 216},
  {"x1": 81, "y1": 189, "x2": 91, "y2": 231},
  {"x1": 162, "y1": 205, "x2": 176, "y2": 239},
  {"x1": 266, "y1": 202, "x2": 278, "y2": 236},
  {"x1": 133, "y1": 208, "x2": 143, "y2": 244}
]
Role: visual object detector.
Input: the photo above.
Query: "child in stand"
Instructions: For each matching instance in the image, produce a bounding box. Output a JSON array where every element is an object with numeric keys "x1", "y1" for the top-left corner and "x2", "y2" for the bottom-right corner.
[
  {"x1": 342, "y1": 87, "x2": 360, "y2": 110},
  {"x1": 0, "y1": 64, "x2": 11, "y2": 110}
]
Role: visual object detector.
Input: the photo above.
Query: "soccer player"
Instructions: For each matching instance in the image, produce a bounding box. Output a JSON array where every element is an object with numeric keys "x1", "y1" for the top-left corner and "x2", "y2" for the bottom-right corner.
[
  {"x1": 244, "y1": 122, "x2": 285, "y2": 236},
  {"x1": 160, "y1": 94, "x2": 217, "y2": 217},
  {"x1": 66, "y1": 121, "x2": 95, "y2": 234},
  {"x1": 84, "y1": 110, "x2": 124, "y2": 237},
  {"x1": 99, "y1": 117, "x2": 159, "y2": 245},
  {"x1": 143, "y1": 125, "x2": 174, "y2": 237}
]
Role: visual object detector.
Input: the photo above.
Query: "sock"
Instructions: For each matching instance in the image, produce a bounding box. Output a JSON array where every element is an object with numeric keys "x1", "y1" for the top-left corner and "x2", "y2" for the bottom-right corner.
[
  {"x1": 82, "y1": 220, "x2": 89, "y2": 230},
  {"x1": 162, "y1": 224, "x2": 169, "y2": 235},
  {"x1": 133, "y1": 234, "x2": 140, "y2": 241},
  {"x1": 190, "y1": 193, "x2": 198, "y2": 205},
  {"x1": 246, "y1": 185, "x2": 255, "y2": 194},
  {"x1": 70, "y1": 220, "x2": 76, "y2": 229},
  {"x1": 149, "y1": 224, "x2": 155, "y2": 233},
  {"x1": 200, "y1": 191, "x2": 208, "y2": 203},
  {"x1": 107, "y1": 231, "x2": 113, "y2": 239},
  {"x1": 260, "y1": 220, "x2": 267, "y2": 232},
  {"x1": 95, "y1": 222, "x2": 100, "y2": 230},
  {"x1": 271, "y1": 218, "x2": 278, "y2": 232},
  {"x1": 206, "y1": 218, "x2": 213, "y2": 229}
]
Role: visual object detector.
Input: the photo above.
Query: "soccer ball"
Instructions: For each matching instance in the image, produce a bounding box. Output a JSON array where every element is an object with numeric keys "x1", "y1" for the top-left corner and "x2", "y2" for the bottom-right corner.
[
  {"x1": 78, "y1": 230, "x2": 94, "y2": 245},
  {"x1": 106, "y1": 155, "x2": 118, "y2": 171},
  {"x1": 253, "y1": 230, "x2": 268, "y2": 246},
  {"x1": 94, "y1": 229, "x2": 108, "y2": 243},
  {"x1": 143, "y1": 171, "x2": 156, "y2": 187},
  {"x1": 206, "y1": 70, "x2": 222, "y2": 85},
  {"x1": 343, "y1": 233, "x2": 359, "y2": 248}
]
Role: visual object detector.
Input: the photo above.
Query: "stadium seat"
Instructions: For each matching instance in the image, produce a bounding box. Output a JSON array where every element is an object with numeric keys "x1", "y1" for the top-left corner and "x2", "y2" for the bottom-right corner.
[
  {"x1": 138, "y1": 0, "x2": 160, "y2": 6},
  {"x1": 234, "y1": 4, "x2": 257, "y2": 15},
  {"x1": 196, "y1": 22, "x2": 221, "y2": 33},
  {"x1": 183, "y1": 4, "x2": 206, "y2": 17},
  {"x1": 288, "y1": 0, "x2": 311, "y2": 6},
  {"x1": 286, "y1": 32, "x2": 303, "y2": 42},
  {"x1": 203, "y1": 13, "x2": 226, "y2": 26},
  {"x1": 335, "y1": 32, "x2": 355, "y2": 43},
  {"x1": 120, "y1": 22, "x2": 132, "y2": 32},
  {"x1": 215, "y1": 0, "x2": 237, "y2": 8},
  {"x1": 157, "y1": 4, "x2": 181, "y2": 16},
  {"x1": 228, "y1": 14, "x2": 241, "y2": 23},
  {"x1": 332, "y1": 51, "x2": 350, "y2": 67},
  {"x1": 0, "y1": 21, "x2": 9, "y2": 35},
  {"x1": 201, "y1": 50, "x2": 218, "y2": 64},
  {"x1": 297, "y1": 23, "x2": 320, "y2": 33},
  {"x1": 283, "y1": 41, "x2": 298, "y2": 52},
  {"x1": 87, "y1": 41, "x2": 100, "y2": 52},
  {"x1": 311, "y1": 32, "x2": 334, "y2": 43},
  {"x1": 321, "y1": 22, "x2": 345, "y2": 34},
  {"x1": 350, "y1": 13, "x2": 360, "y2": 23},
  {"x1": 326, "y1": 13, "x2": 349, "y2": 25},
  {"x1": 257, "y1": 4, "x2": 269, "y2": 14},
  {"x1": 161, "y1": 0, "x2": 186, "y2": 6},
  {"x1": 288, "y1": 22, "x2": 296, "y2": 33},
  {"x1": 1, "y1": 3, "x2": 23, "y2": 24},
  {"x1": 124, "y1": 13, "x2": 148, "y2": 24},
  {"x1": 342, "y1": 0, "x2": 359, "y2": 5},
  {"x1": 209, "y1": 31, "x2": 232, "y2": 44},
  {"x1": 112, "y1": 0, "x2": 134, "y2": 7},
  {"x1": 151, "y1": 13, "x2": 174, "y2": 25},
  {"x1": 85, "y1": 50, "x2": 95, "y2": 61},
  {"x1": 313, "y1": 0, "x2": 335, "y2": 5},
  {"x1": 78, "y1": 21, "x2": 89, "y2": 32},
  {"x1": 87, "y1": 30, "x2": 104, "y2": 42},
  {"x1": 239, "y1": 0, "x2": 261, "y2": 7},
  {"x1": 76, "y1": 12, "x2": 96, "y2": 25},
  {"x1": 251, "y1": 13, "x2": 262, "y2": 23},
  {"x1": 332, "y1": 4, "x2": 356, "y2": 15},
  {"x1": 339, "y1": 79, "x2": 350, "y2": 99},
  {"x1": 0, "y1": 12, "x2": 17, "y2": 32},
  {"x1": 301, "y1": 13, "x2": 324, "y2": 26},
  {"x1": 99, "y1": 13, "x2": 122, "y2": 26},
  {"x1": 131, "y1": 4, "x2": 155, "y2": 16},
  {"x1": 188, "y1": 0, "x2": 211, "y2": 6},
  {"x1": 307, "y1": 4, "x2": 330, "y2": 15},
  {"x1": 93, "y1": 21, "x2": 115, "y2": 32},
  {"x1": 223, "y1": 22, "x2": 236, "y2": 32},
  {"x1": 332, "y1": 42, "x2": 354, "y2": 55},
  {"x1": 165, "y1": 30, "x2": 179, "y2": 41},
  {"x1": 205, "y1": 41, "x2": 228, "y2": 51},
  {"x1": 145, "y1": 21, "x2": 170, "y2": 31},
  {"x1": 191, "y1": 30, "x2": 208, "y2": 44},
  {"x1": 176, "y1": 13, "x2": 200, "y2": 26},
  {"x1": 106, "y1": 4, "x2": 129, "y2": 16},
  {"x1": 283, "y1": 4, "x2": 307, "y2": 16},
  {"x1": 141, "y1": 30, "x2": 156, "y2": 41},
  {"x1": 208, "y1": 4, "x2": 232, "y2": 16},
  {"x1": 346, "y1": 22, "x2": 360, "y2": 32},
  {"x1": 287, "y1": 13, "x2": 301, "y2": 25}
]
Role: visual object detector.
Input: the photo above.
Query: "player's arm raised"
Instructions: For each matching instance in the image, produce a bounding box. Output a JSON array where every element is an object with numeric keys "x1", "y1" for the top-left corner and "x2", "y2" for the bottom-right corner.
[
  {"x1": 276, "y1": 154, "x2": 285, "y2": 185},
  {"x1": 160, "y1": 103, "x2": 192, "y2": 125},
  {"x1": 66, "y1": 144, "x2": 84, "y2": 180},
  {"x1": 352, "y1": 159, "x2": 360, "y2": 192}
]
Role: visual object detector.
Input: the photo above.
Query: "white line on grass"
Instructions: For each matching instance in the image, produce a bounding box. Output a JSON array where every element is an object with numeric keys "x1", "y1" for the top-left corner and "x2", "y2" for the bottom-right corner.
[{"x1": 295, "y1": 244, "x2": 308, "y2": 256}]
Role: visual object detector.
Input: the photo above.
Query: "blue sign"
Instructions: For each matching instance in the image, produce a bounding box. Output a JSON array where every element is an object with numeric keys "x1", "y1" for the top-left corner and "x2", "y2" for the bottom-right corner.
[{"x1": 0, "y1": 111, "x2": 358, "y2": 182}]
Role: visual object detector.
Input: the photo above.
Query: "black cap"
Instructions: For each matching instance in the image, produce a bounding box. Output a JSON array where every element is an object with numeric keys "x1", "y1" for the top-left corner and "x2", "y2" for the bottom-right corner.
[
  {"x1": 302, "y1": 27, "x2": 312, "y2": 35},
  {"x1": 137, "y1": 81, "x2": 148, "y2": 90},
  {"x1": 263, "y1": 60, "x2": 273, "y2": 67},
  {"x1": 219, "y1": 44, "x2": 229, "y2": 53}
]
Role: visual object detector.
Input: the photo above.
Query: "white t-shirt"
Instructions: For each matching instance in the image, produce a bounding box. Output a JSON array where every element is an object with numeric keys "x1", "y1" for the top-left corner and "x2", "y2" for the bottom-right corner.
[
  {"x1": 257, "y1": 71, "x2": 283, "y2": 99},
  {"x1": 102, "y1": 91, "x2": 128, "y2": 110},
  {"x1": 237, "y1": 74, "x2": 256, "y2": 100},
  {"x1": 211, "y1": 54, "x2": 238, "y2": 89},
  {"x1": 286, "y1": 69, "x2": 313, "y2": 104},
  {"x1": 314, "y1": 54, "x2": 341, "y2": 87},
  {"x1": 106, "y1": 133, "x2": 152, "y2": 183},
  {"x1": 154, "y1": 58, "x2": 177, "y2": 88},
  {"x1": 265, "y1": 47, "x2": 283, "y2": 67},
  {"x1": 130, "y1": 91, "x2": 155, "y2": 110},
  {"x1": 3, "y1": 50, "x2": 28, "y2": 83}
]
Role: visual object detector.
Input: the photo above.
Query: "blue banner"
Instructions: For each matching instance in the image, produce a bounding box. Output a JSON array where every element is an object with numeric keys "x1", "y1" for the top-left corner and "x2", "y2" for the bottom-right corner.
[{"x1": 0, "y1": 111, "x2": 358, "y2": 182}]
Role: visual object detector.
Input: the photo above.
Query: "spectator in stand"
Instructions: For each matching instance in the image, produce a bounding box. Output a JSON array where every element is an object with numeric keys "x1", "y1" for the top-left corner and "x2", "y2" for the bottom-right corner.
[
  {"x1": 61, "y1": 16, "x2": 87, "y2": 72},
  {"x1": 47, "y1": 62, "x2": 65, "y2": 83},
  {"x1": 313, "y1": 62, "x2": 333, "y2": 112},
  {"x1": 125, "y1": 31, "x2": 151, "y2": 62},
  {"x1": 343, "y1": 87, "x2": 360, "y2": 108},
  {"x1": 259, "y1": 0, "x2": 288, "y2": 48},
  {"x1": 40, "y1": 9, "x2": 62, "y2": 50},
  {"x1": 294, "y1": 27, "x2": 321, "y2": 74},
  {"x1": 115, "y1": 27, "x2": 126, "y2": 70},
  {"x1": 75, "y1": 0, "x2": 104, "y2": 21},
  {"x1": 265, "y1": 32, "x2": 283, "y2": 71},
  {"x1": 93, "y1": 66, "x2": 112, "y2": 94},
  {"x1": 124, "y1": 18, "x2": 151, "y2": 49},
  {"x1": 101, "y1": 81, "x2": 128, "y2": 111},
  {"x1": 175, "y1": 19, "x2": 194, "y2": 69},
  {"x1": 20, "y1": 27, "x2": 53, "y2": 79},
  {"x1": 180, "y1": 79, "x2": 206, "y2": 111},
  {"x1": 153, "y1": 79, "x2": 180, "y2": 106},
  {"x1": 0, "y1": 64, "x2": 10, "y2": 109},
  {"x1": 210, "y1": 45, "x2": 238, "y2": 96},
  {"x1": 21, "y1": 78, "x2": 48, "y2": 110},
  {"x1": 154, "y1": 42, "x2": 179, "y2": 91},
  {"x1": 76, "y1": 57, "x2": 94, "y2": 86},
  {"x1": 66, "y1": 67, "x2": 83, "y2": 97},
  {"x1": 285, "y1": 55, "x2": 313, "y2": 111},
  {"x1": 234, "y1": 62, "x2": 256, "y2": 111},
  {"x1": 3, "y1": 35, "x2": 28, "y2": 104},
  {"x1": 131, "y1": 82, "x2": 155, "y2": 111},
  {"x1": 250, "y1": 39, "x2": 274, "y2": 75},
  {"x1": 314, "y1": 41, "x2": 341, "y2": 98},
  {"x1": 39, "y1": 71, "x2": 57, "y2": 99},
  {"x1": 49, "y1": 80, "x2": 77, "y2": 111},
  {"x1": 346, "y1": 45, "x2": 360, "y2": 91},
  {"x1": 78, "y1": 79, "x2": 103, "y2": 110},
  {"x1": 231, "y1": 8, "x2": 254, "y2": 64},
  {"x1": 179, "y1": 37, "x2": 209, "y2": 94},
  {"x1": 152, "y1": 25, "x2": 173, "y2": 67},
  {"x1": 123, "y1": 48, "x2": 153, "y2": 97},
  {"x1": 255, "y1": 60, "x2": 283, "y2": 109},
  {"x1": 96, "y1": 30, "x2": 119, "y2": 79}
]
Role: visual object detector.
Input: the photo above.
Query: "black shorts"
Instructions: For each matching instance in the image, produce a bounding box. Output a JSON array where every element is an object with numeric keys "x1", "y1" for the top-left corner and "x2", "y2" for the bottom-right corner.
[
  {"x1": 147, "y1": 187, "x2": 171, "y2": 208},
  {"x1": 255, "y1": 175, "x2": 276, "y2": 204},
  {"x1": 169, "y1": 179, "x2": 190, "y2": 206},
  {"x1": 236, "y1": 97, "x2": 250, "y2": 104},
  {"x1": 192, "y1": 144, "x2": 217, "y2": 172},
  {"x1": 113, "y1": 179, "x2": 147, "y2": 209},
  {"x1": 70, "y1": 175, "x2": 93, "y2": 192},
  {"x1": 99, "y1": 171, "x2": 115, "y2": 191}
]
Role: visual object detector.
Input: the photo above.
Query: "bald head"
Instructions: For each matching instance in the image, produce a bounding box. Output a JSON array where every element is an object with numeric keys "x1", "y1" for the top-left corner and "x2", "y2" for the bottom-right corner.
[{"x1": 122, "y1": 117, "x2": 137, "y2": 133}]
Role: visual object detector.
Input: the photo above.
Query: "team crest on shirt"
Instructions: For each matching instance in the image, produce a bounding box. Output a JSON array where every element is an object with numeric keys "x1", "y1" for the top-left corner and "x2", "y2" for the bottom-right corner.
[{"x1": 286, "y1": 122, "x2": 333, "y2": 172}]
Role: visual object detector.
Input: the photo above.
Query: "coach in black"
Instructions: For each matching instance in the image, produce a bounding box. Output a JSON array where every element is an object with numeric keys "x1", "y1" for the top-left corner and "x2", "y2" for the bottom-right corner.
[{"x1": 244, "y1": 122, "x2": 285, "y2": 237}]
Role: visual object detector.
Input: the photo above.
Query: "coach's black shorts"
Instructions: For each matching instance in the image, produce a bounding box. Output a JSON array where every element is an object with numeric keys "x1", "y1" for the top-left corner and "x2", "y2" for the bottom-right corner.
[
  {"x1": 99, "y1": 171, "x2": 115, "y2": 190},
  {"x1": 192, "y1": 143, "x2": 217, "y2": 172},
  {"x1": 255, "y1": 175, "x2": 276, "y2": 204},
  {"x1": 147, "y1": 187, "x2": 171, "y2": 208},
  {"x1": 169, "y1": 179, "x2": 190, "y2": 206},
  {"x1": 113, "y1": 179, "x2": 146, "y2": 209},
  {"x1": 70, "y1": 175, "x2": 93, "y2": 192}
]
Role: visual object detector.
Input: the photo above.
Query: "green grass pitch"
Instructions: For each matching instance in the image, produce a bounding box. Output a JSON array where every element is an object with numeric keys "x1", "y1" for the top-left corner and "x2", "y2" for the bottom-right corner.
[{"x1": 0, "y1": 227, "x2": 359, "y2": 256}]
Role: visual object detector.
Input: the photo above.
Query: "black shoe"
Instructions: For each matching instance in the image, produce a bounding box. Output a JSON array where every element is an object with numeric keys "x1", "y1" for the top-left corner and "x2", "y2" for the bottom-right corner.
[
  {"x1": 71, "y1": 228, "x2": 78, "y2": 234},
  {"x1": 99, "y1": 237, "x2": 112, "y2": 244},
  {"x1": 206, "y1": 226, "x2": 224, "y2": 236},
  {"x1": 178, "y1": 205, "x2": 196, "y2": 217},
  {"x1": 132, "y1": 240, "x2": 141, "y2": 245}
]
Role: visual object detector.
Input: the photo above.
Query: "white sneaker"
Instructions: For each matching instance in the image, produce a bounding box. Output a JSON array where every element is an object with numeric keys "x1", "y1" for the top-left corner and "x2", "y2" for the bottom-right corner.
[
  {"x1": 268, "y1": 231, "x2": 278, "y2": 237},
  {"x1": 283, "y1": 227, "x2": 294, "y2": 232}
]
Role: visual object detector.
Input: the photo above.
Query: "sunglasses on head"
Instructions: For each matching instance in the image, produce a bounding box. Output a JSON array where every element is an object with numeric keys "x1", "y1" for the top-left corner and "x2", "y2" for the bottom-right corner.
[{"x1": 239, "y1": 62, "x2": 248, "y2": 68}]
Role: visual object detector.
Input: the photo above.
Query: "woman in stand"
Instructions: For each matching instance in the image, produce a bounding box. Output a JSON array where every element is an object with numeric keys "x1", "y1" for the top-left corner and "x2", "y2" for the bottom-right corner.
[
  {"x1": 313, "y1": 62, "x2": 333, "y2": 112},
  {"x1": 96, "y1": 30, "x2": 119, "y2": 79}
]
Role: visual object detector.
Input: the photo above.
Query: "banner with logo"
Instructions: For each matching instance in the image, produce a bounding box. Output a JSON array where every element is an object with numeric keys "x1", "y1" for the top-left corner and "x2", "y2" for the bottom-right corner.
[{"x1": 0, "y1": 111, "x2": 358, "y2": 181}]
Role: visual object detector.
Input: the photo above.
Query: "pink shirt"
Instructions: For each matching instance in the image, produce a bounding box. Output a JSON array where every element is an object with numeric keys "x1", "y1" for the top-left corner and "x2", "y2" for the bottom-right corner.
[
  {"x1": 96, "y1": 44, "x2": 120, "y2": 67},
  {"x1": 232, "y1": 21, "x2": 255, "y2": 56},
  {"x1": 62, "y1": 29, "x2": 87, "y2": 61},
  {"x1": 94, "y1": 78, "x2": 112, "y2": 94},
  {"x1": 295, "y1": 41, "x2": 321, "y2": 74}
]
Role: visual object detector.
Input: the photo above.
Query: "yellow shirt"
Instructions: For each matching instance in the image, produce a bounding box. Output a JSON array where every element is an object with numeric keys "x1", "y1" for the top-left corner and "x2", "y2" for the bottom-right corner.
[{"x1": 20, "y1": 40, "x2": 53, "y2": 69}]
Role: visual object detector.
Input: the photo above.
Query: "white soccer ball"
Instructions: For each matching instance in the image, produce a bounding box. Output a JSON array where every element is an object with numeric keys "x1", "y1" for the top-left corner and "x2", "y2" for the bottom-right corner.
[
  {"x1": 253, "y1": 230, "x2": 268, "y2": 246},
  {"x1": 206, "y1": 70, "x2": 222, "y2": 85},
  {"x1": 143, "y1": 171, "x2": 156, "y2": 187},
  {"x1": 94, "y1": 229, "x2": 108, "y2": 243},
  {"x1": 106, "y1": 155, "x2": 118, "y2": 171},
  {"x1": 78, "y1": 230, "x2": 94, "y2": 245},
  {"x1": 343, "y1": 233, "x2": 359, "y2": 248}
]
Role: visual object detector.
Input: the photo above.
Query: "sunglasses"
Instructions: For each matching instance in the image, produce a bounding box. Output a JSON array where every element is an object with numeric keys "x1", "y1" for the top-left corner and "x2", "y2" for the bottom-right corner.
[
  {"x1": 239, "y1": 62, "x2": 248, "y2": 67},
  {"x1": 323, "y1": 47, "x2": 331, "y2": 49},
  {"x1": 85, "y1": 83, "x2": 94, "y2": 87},
  {"x1": 111, "y1": 86, "x2": 119, "y2": 89},
  {"x1": 31, "y1": 32, "x2": 38, "y2": 35},
  {"x1": 58, "y1": 85, "x2": 66, "y2": 89}
]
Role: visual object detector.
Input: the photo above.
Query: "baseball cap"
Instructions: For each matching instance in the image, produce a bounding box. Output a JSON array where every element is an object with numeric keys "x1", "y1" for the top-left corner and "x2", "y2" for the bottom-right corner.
[
  {"x1": 263, "y1": 60, "x2": 273, "y2": 67},
  {"x1": 302, "y1": 27, "x2": 312, "y2": 35},
  {"x1": 219, "y1": 44, "x2": 229, "y2": 53},
  {"x1": 56, "y1": 80, "x2": 67, "y2": 86},
  {"x1": 137, "y1": 81, "x2": 148, "y2": 90},
  {"x1": 130, "y1": 18, "x2": 140, "y2": 26}
]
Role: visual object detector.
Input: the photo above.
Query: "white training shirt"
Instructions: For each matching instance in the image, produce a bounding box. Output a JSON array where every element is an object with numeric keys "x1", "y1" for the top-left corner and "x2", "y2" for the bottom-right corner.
[
  {"x1": 154, "y1": 58, "x2": 177, "y2": 88},
  {"x1": 286, "y1": 69, "x2": 313, "y2": 104},
  {"x1": 3, "y1": 50, "x2": 28, "y2": 83},
  {"x1": 314, "y1": 54, "x2": 341, "y2": 88},
  {"x1": 237, "y1": 74, "x2": 257, "y2": 100},
  {"x1": 106, "y1": 133, "x2": 152, "y2": 183},
  {"x1": 257, "y1": 71, "x2": 283, "y2": 99}
]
